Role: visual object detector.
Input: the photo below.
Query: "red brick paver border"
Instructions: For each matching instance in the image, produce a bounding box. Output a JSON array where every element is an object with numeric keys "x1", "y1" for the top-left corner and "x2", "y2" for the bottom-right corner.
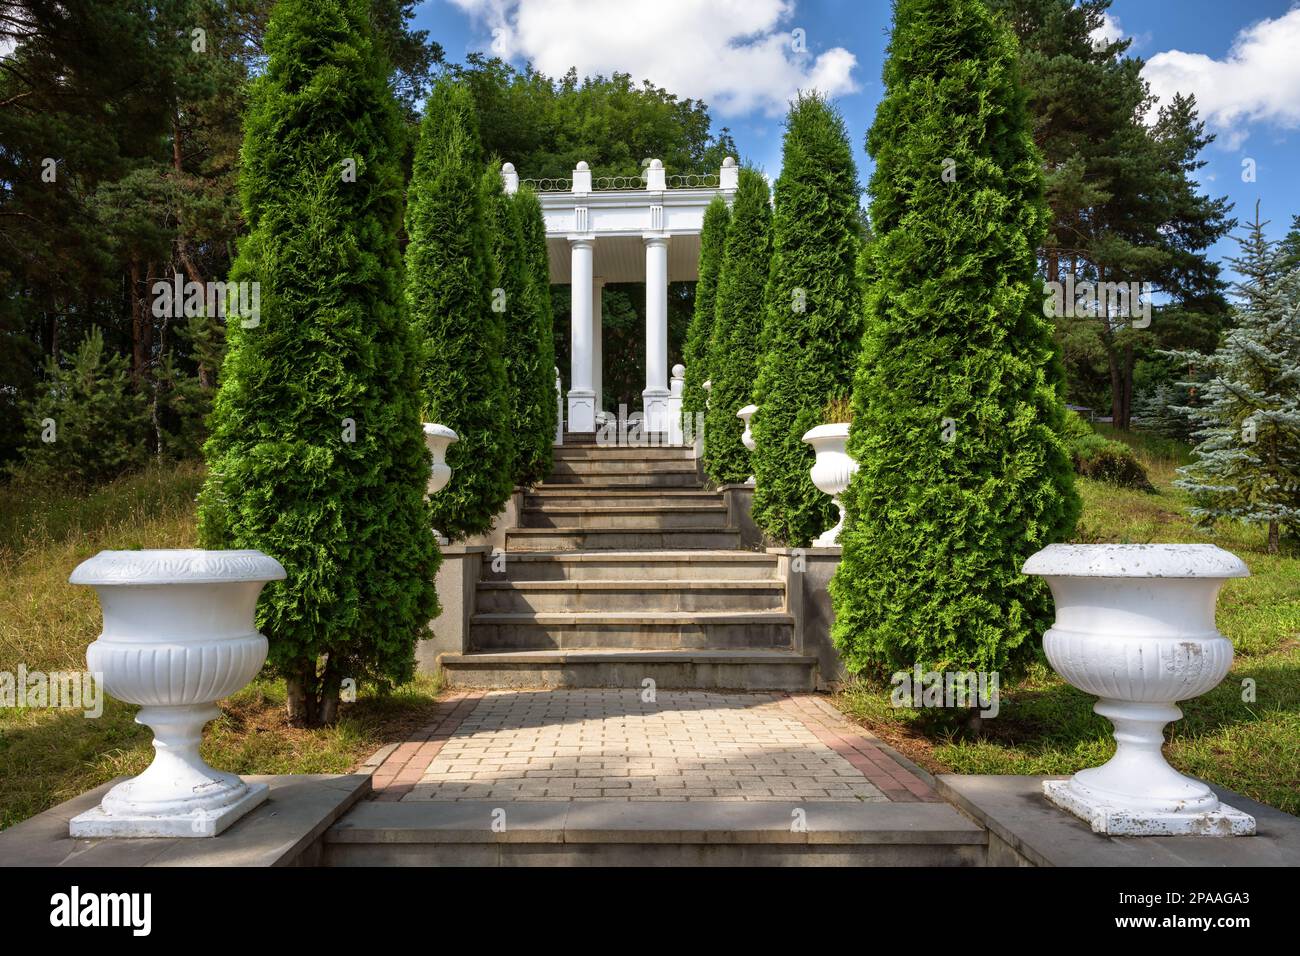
[{"x1": 370, "y1": 689, "x2": 485, "y2": 801}]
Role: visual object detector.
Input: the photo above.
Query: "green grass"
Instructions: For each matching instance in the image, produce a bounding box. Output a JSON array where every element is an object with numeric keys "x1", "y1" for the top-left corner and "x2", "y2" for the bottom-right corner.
[
  {"x1": 836, "y1": 429, "x2": 1300, "y2": 816},
  {"x1": 0, "y1": 463, "x2": 446, "y2": 831}
]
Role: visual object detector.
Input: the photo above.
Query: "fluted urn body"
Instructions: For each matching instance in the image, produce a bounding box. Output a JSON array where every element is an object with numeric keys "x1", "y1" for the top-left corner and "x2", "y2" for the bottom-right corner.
[
  {"x1": 737, "y1": 404, "x2": 758, "y2": 485},
  {"x1": 68, "y1": 549, "x2": 285, "y2": 837},
  {"x1": 802, "y1": 423, "x2": 858, "y2": 547},
  {"x1": 1023, "y1": 543, "x2": 1255, "y2": 836},
  {"x1": 423, "y1": 422, "x2": 459, "y2": 495}
]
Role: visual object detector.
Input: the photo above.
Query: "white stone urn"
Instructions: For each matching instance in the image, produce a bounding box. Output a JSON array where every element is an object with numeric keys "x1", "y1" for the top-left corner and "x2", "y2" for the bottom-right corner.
[
  {"x1": 68, "y1": 549, "x2": 286, "y2": 838},
  {"x1": 1022, "y1": 543, "x2": 1255, "y2": 836},
  {"x1": 802, "y1": 422, "x2": 858, "y2": 546},
  {"x1": 423, "y1": 422, "x2": 458, "y2": 496},
  {"x1": 737, "y1": 403, "x2": 758, "y2": 485}
]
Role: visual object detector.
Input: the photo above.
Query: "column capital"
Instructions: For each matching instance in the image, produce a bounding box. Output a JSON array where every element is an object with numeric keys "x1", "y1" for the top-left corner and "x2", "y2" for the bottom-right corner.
[
  {"x1": 592, "y1": 276, "x2": 608, "y2": 289},
  {"x1": 567, "y1": 235, "x2": 595, "y2": 248},
  {"x1": 642, "y1": 233, "x2": 669, "y2": 246}
]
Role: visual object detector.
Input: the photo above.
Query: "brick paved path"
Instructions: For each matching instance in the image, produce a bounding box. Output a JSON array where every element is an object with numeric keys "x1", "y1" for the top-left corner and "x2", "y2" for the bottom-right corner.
[{"x1": 366, "y1": 689, "x2": 936, "y2": 804}]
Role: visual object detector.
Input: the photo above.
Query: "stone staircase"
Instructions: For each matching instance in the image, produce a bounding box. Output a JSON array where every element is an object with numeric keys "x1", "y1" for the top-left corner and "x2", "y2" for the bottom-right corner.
[{"x1": 439, "y1": 440, "x2": 818, "y2": 690}]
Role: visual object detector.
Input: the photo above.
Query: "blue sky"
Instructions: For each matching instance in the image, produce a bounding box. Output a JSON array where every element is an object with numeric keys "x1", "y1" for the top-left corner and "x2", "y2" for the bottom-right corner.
[{"x1": 415, "y1": 0, "x2": 1300, "y2": 279}]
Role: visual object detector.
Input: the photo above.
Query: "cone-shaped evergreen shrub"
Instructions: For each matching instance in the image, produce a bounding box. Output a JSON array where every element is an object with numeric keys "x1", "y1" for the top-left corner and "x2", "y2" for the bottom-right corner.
[
  {"x1": 705, "y1": 168, "x2": 772, "y2": 484},
  {"x1": 406, "y1": 78, "x2": 513, "y2": 537},
  {"x1": 481, "y1": 165, "x2": 528, "y2": 483},
  {"x1": 751, "y1": 93, "x2": 863, "y2": 545},
  {"x1": 830, "y1": 0, "x2": 1079, "y2": 678},
  {"x1": 682, "y1": 196, "x2": 730, "y2": 419},
  {"x1": 197, "y1": 0, "x2": 439, "y2": 727}
]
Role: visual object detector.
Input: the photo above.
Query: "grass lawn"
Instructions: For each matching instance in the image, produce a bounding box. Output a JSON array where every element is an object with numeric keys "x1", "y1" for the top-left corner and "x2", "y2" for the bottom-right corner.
[
  {"x1": 0, "y1": 464, "x2": 445, "y2": 831},
  {"x1": 835, "y1": 428, "x2": 1300, "y2": 815}
]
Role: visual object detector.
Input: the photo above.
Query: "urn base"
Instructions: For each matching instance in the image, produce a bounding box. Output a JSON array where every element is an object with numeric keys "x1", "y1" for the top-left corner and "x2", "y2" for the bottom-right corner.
[
  {"x1": 1043, "y1": 779, "x2": 1256, "y2": 837},
  {"x1": 70, "y1": 781, "x2": 268, "y2": 838}
]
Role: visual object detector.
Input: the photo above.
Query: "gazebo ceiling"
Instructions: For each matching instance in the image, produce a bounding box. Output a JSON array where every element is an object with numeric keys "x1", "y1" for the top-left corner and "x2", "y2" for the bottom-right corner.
[{"x1": 545, "y1": 233, "x2": 703, "y2": 285}]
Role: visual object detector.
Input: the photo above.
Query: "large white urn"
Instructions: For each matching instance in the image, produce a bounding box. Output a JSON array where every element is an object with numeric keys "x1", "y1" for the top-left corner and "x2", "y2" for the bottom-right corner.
[
  {"x1": 68, "y1": 549, "x2": 285, "y2": 837},
  {"x1": 1022, "y1": 543, "x2": 1255, "y2": 836},
  {"x1": 423, "y1": 422, "x2": 459, "y2": 496},
  {"x1": 802, "y1": 423, "x2": 858, "y2": 546},
  {"x1": 737, "y1": 404, "x2": 758, "y2": 485}
]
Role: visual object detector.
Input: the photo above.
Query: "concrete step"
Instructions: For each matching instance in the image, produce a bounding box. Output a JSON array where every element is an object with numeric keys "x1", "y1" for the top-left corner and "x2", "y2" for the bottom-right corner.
[
  {"x1": 474, "y1": 579, "x2": 786, "y2": 613},
  {"x1": 526, "y1": 489, "x2": 721, "y2": 509},
  {"x1": 548, "y1": 458, "x2": 699, "y2": 477},
  {"x1": 485, "y1": 550, "x2": 780, "y2": 582},
  {"x1": 552, "y1": 446, "x2": 696, "y2": 461},
  {"x1": 540, "y1": 470, "x2": 704, "y2": 488},
  {"x1": 323, "y1": 799, "x2": 987, "y2": 865},
  {"x1": 505, "y1": 527, "x2": 742, "y2": 552},
  {"x1": 438, "y1": 648, "x2": 818, "y2": 691},
  {"x1": 521, "y1": 504, "x2": 729, "y2": 530},
  {"x1": 468, "y1": 611, "x2": 795, "y2": 651}
]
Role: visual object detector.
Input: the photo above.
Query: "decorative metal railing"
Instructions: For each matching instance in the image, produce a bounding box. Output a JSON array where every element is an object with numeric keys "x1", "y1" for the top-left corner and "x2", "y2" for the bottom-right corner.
[
  {"x1": 666, "y1": 173, "x2": 720, "y2": 188},
  {"x1": 593, "y1": 175, "x2": 646, "y2": 190},
  {"x1": 519, "y1": 177, "x2": 572, "y2": 192},
  {"x1": 521, "y1": 172, "x2": 721, "y2": 192}
]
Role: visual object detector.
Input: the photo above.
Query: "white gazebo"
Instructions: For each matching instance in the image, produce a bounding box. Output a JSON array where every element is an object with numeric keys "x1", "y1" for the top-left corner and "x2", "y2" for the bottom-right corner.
[{"x1": 502, "y1": 156, "x2": 738, "y2": 434}]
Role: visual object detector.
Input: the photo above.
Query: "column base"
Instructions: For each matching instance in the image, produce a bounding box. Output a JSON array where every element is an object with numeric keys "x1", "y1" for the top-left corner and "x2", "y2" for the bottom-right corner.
[
  {"x1": 1043, "y1": 779, "x2": 1256, "y2": 837},
  {"x1": 567, "y1": 388, "x2": 596, "y2": 433},
  {"x1": 642, "y1": 386, "x2": 670, "y2": 433}
]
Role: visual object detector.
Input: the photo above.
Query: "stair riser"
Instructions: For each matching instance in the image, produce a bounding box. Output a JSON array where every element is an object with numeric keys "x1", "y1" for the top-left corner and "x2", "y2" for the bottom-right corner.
[
  {"x1": 469, "y1": 622, "x2": 794, "y2": 651},
  {"x1": 542, "y1": 471, "x2": 703, "y2": 488},
  {"x1": 521, "y1": 510, "x2": 729, "y2": 530},
  {"x1": 439, "y1": 658, "x2": 815, "y2": 692},
  {"x1": 506, "y1": 530, "x2": 742, "y2": 551},
  {"x1": 474, "y1": 587, "x2": 785, "y2": 613},
  {"x1": 485, "y1": 557, "x2": 780, "y2": 582},
  {"x1": 549, "y1": 460, "x2": 699, "y2": 477},
  {"x1": 553, "y1": 448, "x2": 696, "y2": 461},
  {"x1": 526, "y1": 493, "x2": 720, "y2": 509}
]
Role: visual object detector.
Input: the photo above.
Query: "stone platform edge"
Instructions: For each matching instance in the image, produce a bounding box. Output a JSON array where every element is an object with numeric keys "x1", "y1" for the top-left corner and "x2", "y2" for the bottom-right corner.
[
  {"x1": 0, "y1": 773, "x2": 370, "y2": 867},
  {"x1": 936, "y1": 774, "x2": 1300, "y2": 867}
]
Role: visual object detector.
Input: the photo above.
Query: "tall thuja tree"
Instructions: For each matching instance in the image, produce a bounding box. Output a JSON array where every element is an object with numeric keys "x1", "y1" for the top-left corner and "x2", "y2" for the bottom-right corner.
[
  {"x1": 480, "y1": 164, "x2": 528, "y2": 483},
  {"x1": 510, "y1": 185, "x2": 558, "y2": 485},
  {"x1": 830, "y1": 0, "x2": 1079, "y2": 678},
  {"x1": 751, "y1": 94, "x2": 863, "y2": 545},
  {"x1": 704, "y1": 168, "x2": 772, "y2": 483},
  {"x1": 198, "y1": 0, "x2": 439, "y2": 727},
  {"x1": 406, "y1": 78, "x2": 513, "y2": 537},
  {"x1": 1168, "y1": 210, "x2": 1300, "y2": 554},
  {"x1": 682, "y1": 196, "x2": 731, "y2": 421}
]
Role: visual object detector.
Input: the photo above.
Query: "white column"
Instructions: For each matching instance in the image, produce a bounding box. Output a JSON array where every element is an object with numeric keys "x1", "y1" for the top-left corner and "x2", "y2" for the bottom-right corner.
[
  {"x1": 643, "y1": 235, "x2": 670, "y2": 433},
  {"x1": 568, "y1": 238, "x2": 596, "y2": 433},
  {"x1": 592, "y1": 278, "x2": 606, "y2": 421}
]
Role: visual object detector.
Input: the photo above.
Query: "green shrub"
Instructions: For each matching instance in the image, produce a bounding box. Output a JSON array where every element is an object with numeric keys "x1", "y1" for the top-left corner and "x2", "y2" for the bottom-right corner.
[
  {"x1": 682, "y1": 196, "x2": 730, "y2": 419},
  {"x1": 751, "y1": 93, "x2": 863, "y2": 546},
  {"x1": 12, "y1": 328, "x2": 148, "y2": 486},
  {"x1": 405, "y1": 77, "x2": 513, "y2": 537},
  {"x1": 1061, "y1": 411, "x2": 1153, "y2": 489},
  {"x1": 197, "y1": 0, "x2": 439, "y2": 727},
  {"x1": 704, "y1": 168, "x2": 772, "y2": 484},
  {"x1": 830, "y1": 0, "x2": 1080, "y2": 679},
  {"x1": 510, "y1": 185, "x2": 557, "y2": 485}
]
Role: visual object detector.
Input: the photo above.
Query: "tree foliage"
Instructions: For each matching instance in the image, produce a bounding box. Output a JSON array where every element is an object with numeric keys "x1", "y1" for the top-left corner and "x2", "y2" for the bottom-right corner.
[
  {"x1": 197, "y1": 0, "x2": 439, "y2": 727},
  {"x1": 830, "y1": 0, "x2": 1080, "y2": 678},
  {"x1": 510, "y1": 185, "x2": 558, "y2": 485},
  {"x1": 682, "y1": 196, "x2": 730, "y2": 420},
  {"x1": 704, "y1": 168, "x2": 772, "y2": 485},
  {"x1": 405, "y1": 77, "x2": 513, "y2": 537},
  {"x1": 751, "y1": 93, "x2": 863, "y2": 546}
]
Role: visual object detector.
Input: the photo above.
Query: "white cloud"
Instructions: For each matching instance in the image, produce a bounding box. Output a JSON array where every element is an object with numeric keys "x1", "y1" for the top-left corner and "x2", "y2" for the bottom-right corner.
[
  {"x1": 1090, "y1": 11, "x2": 1125, "y2": 49},
  {"x1": 447, "y1": 0, "x2": 859, "y2": 117},
  {"x1": 1143, "y1": 7, "x2": 1300, "y2": 148}
]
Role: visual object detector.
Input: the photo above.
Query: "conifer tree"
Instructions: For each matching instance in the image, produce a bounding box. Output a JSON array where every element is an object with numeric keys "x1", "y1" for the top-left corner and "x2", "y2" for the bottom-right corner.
[
  {"x1": 197, "y1": 0, "x2": 439, "y2": 726},
  {"x1": 704, "y1": 168, "x2": 772, "y2": 484},
  {"x1": 1168, "y1": 209, "x2": 1300, "y2": 554},
  {"x1": 751, "y1": 93, "x2": 863, "y2": 545},
  {"x1": 830, "y1": 0, "x2": 1080, "y2": 677},
  {"x1": 406, "y1": 78, "x2": 513, "y2": 537},
  {"x1": 682, "y1": 196, "x2": 731, "y2": 420},
  {"x1": 510, "y1": 185, "x2": 558, "y2": 485},
  {"x1": 481, "y1": 165, "x2": 528, "y2": 483}
]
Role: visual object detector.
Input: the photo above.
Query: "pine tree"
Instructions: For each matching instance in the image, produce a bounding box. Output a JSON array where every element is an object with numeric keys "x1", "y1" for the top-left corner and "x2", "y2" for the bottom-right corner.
[
  {"x1": 197, "y1": 0, "x2": 439, "y2": 727},
  {"x1": 704, "y1": 168, "x2": 772, "y2": 484},
  {"x1": 1168, "y1": 209, "x2": 1300, "y2": 554},
  {"x1": 406, "y1": 77, "x2": 513, "y2": 537},
  {"x1": 511, "y1": 185, "x2": 558, "y2": 486},
  {"x1": 830, "y1": 0, "x2": 1080, "y2": 678},
  {"x1": 751, "y1": 93, "x2": 863, "y2": 545},
  {"x1": 682, "y1": 196, "x2": 731, "y2": 420}
]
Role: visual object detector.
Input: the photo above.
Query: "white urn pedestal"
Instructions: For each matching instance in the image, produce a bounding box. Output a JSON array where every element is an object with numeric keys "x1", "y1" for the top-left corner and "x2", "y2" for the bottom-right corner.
[
  {"x1": 68, "y1": 549, "x2": 286, "y2": 838},
  {"x1": 737, "y1": 404, "x2": 758, "y2": 485},
  {"x1": 1023, "y1": 543, "x2": 1256, "y2": 837},
  {"x1": 802, "y1": 423, "x2": 858, "y2": 547}
]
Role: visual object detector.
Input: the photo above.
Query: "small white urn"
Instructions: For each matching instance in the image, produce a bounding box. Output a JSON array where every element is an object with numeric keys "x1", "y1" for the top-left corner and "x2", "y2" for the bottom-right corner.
[
  {"x1": 423, "y1": 422, "x2": 458, "y2": 496},
  {"x1": 68, "y1": 549, "x2": 285, "y2": 838},
  {"x1": 1022, "y1": 543, "x2": 1255, "y2": 836},
  {"x1": 737, "y1": 403, "x2": 758, "y2": 485},
  {"x1": 802, "y1": 422, "x2": 858, "y2": 547}
]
